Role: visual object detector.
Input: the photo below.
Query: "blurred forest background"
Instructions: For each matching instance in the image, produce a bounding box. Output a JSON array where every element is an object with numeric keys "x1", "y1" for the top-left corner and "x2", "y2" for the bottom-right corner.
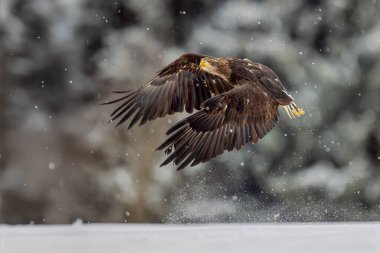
[{"x1": 1, "y1": 0, "x2": 380, "y2": 224}]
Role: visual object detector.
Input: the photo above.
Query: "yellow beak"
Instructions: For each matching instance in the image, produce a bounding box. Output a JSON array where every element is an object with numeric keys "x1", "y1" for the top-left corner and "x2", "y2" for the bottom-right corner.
[{"x1": 200, "y1": 59, "x2": 210, "y2": 68}]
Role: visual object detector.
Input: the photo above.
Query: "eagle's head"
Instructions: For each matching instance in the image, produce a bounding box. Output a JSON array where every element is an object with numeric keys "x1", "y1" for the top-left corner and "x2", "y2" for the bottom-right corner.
[{"x1": 199, "y1": 57, "x2": 231, "y2": 81}]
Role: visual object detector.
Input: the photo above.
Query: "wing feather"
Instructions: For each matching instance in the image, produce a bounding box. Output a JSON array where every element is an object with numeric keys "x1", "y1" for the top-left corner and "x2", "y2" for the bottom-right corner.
[
  {"x1": 246, "y1": 62, "x2": 293, "y2": 104},
  {"x1": 104, "y1": 54, "x2": 235, "y2": 127},
  {"x1": 157, "y1": 83, "x2": 280, "y2": 170}
]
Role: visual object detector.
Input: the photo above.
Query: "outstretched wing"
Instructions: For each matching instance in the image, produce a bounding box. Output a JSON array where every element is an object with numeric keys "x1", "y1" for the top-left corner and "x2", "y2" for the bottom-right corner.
[
  {"x1": 103, "y1": 53, "x2": 234, "y2": 128},
  {"x1": 157, "y1": 83, "x2": 280, "y2": 170}
]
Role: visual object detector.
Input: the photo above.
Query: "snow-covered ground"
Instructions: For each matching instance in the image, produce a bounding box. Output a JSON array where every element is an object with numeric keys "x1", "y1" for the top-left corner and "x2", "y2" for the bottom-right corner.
[{"x1": 1, "y1": 223, "x2": 379, "y2": 253}]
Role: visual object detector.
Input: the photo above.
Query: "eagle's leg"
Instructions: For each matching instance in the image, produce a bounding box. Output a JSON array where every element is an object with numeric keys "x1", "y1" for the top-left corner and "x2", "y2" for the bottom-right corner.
[{"x1": 283, "y1": 102, "x2": 304, "y2": 118}]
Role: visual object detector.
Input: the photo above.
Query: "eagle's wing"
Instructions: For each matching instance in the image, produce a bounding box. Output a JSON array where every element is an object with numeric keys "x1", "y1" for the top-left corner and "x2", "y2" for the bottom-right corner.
[
  {"x1": 247, "y1": 62, "x2": 294, "y2": 104},
  {"x1": 103, "y1": 53, "x2": 234, "y2": 128},
  {"x1": 157, "y1": 82, "x2": 279, "y2": 170},
  {"x1": 246, "y1": 62, "x2": 304, "y2": 117}
]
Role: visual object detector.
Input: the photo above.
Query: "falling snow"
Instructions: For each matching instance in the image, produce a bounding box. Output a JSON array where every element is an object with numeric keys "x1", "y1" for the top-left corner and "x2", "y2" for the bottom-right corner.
[
  {"x1": 48, "y1": 162, "x2": 56, "y2": 170},
  {"x1": 1, "y1": 0, "x2": 380, "y2": 227}
]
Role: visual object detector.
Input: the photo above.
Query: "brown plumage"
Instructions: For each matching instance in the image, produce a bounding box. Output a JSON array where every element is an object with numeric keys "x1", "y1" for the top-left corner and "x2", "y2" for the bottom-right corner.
[{"x1": 103, "y1": 53, "x2": 304, "y2": 170}]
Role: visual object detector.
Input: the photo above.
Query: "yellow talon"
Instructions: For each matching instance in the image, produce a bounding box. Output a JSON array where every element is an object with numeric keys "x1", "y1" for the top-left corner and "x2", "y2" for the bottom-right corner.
[
  {"x1": 283, "y1": 102, "x2": 304, "y2": 119},
  {"x1": 284, "y1": 105, "x2": 293, "y2": 118}
]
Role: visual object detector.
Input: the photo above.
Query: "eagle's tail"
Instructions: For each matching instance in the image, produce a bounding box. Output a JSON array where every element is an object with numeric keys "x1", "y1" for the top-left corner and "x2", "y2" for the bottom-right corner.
[{"x1": 283, "y1": 102, "x2": 305, "y2": 119}]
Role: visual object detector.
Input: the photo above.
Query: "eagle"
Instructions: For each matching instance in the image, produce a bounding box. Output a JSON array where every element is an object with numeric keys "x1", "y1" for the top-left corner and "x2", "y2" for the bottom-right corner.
[{"x1": 103, "y1": 53, "x2": 304, "y2": 170}]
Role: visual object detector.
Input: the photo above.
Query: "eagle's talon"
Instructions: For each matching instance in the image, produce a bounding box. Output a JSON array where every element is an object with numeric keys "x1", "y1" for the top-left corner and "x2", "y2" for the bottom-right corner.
[{"x1": 284, "y1": 103, "x2": 304, "y2": 119}]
